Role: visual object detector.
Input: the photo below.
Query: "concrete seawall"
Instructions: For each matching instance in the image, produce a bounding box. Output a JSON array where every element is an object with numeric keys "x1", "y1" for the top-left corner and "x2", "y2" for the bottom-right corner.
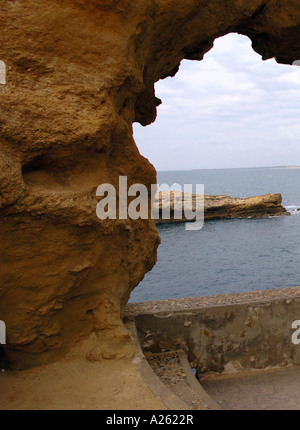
[{"x1": 125, "y1": 287, "x2": 300, "y2": 375}]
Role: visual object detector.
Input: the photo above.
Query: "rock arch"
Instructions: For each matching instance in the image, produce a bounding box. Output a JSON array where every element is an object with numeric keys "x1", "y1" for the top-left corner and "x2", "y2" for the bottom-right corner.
[{"x1": 0, "y1": 0, "x2": 299, "y2": 369}]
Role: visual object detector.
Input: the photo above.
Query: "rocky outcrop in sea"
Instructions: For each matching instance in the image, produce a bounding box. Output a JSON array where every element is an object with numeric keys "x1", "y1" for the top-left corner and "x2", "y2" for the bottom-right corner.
[{"x1": 154, "y1": 192, "x2": 288, "y2": 223}]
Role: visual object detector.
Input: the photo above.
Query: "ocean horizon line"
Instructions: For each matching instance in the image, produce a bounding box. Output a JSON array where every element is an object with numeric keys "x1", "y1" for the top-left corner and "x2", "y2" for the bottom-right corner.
[{"x1": 157, "y1": 165, "x2": 300, "y2": 173}]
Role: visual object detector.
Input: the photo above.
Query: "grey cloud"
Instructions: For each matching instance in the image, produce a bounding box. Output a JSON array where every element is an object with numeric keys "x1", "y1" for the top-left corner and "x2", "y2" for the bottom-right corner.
[{"x1": 134, "y1": 33, "x2": 300, "y2": 171}]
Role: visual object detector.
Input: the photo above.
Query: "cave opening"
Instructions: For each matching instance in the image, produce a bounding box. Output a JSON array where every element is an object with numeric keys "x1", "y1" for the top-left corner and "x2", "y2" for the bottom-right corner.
[{"x1": 130, "y1": 33, "x2": 300, "y2": 303}]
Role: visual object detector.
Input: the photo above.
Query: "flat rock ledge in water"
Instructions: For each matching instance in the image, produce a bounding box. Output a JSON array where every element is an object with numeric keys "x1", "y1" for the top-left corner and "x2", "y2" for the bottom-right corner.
[{"x1": 154, "y1": 192, "x2": 288, "y2": 223}]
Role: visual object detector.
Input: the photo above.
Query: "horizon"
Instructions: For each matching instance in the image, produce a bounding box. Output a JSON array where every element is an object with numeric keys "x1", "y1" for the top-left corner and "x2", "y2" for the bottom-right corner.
[{"x1": 156, "y1": 164, "x2": 300, "y2": 173}]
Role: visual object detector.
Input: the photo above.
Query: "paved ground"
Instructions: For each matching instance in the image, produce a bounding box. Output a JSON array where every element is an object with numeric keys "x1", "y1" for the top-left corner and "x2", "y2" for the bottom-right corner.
[
  {"x1": 2, "y1": 347, "x2": 300, "y2": 410},
  {"x1": 200, "y1": 366, "x2": 300, "y2": 410},
  {"x1": 145, "y1": 351, "x2": 300, "y2": 410},
  {"x1": 0, "y1": 353, "x2": 167, "y2": 410}
]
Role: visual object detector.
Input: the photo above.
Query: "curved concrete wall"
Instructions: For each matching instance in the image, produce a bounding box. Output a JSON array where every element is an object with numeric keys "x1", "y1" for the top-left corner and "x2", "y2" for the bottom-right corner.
[{"x1": 125, "y1": 287, "x2": 300, "y2": 374}]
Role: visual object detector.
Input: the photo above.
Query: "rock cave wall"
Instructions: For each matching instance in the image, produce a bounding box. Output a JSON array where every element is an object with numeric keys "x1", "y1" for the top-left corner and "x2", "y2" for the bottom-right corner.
[{"x1": 0, "y1": 0, "x2": 299, "y2": 369}]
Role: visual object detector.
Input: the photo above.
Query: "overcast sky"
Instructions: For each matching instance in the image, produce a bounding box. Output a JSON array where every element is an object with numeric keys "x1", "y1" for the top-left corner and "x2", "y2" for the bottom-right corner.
[{"x1": 133, "y1": 33, "x2": 300, "y2": 171}]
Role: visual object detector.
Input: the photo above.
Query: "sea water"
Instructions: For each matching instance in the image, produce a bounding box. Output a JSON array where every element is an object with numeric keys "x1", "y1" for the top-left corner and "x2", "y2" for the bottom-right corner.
[{"x1": 129, "y1": 167, "x2": 300, "y2": 302}]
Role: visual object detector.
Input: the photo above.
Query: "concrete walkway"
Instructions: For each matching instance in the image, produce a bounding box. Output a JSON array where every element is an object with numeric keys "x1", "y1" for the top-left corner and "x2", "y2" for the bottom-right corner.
[{"x1": 200, "y1": 366, "x2": 300, "y2": 410}]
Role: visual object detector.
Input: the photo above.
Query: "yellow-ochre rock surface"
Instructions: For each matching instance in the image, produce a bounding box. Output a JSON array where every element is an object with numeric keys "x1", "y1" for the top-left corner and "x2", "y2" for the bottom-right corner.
[{"x1": 0, "y1": 0, "x2": 299, "y2": 369}]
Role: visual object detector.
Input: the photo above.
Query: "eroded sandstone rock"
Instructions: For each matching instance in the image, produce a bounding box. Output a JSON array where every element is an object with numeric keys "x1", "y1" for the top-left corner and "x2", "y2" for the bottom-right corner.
[
  {"x1": 155, "y1": 192, "x2": 288, "y2": 223},
  {"x1": 0, "y1": 0, "x2": 299, "y2": 369}
]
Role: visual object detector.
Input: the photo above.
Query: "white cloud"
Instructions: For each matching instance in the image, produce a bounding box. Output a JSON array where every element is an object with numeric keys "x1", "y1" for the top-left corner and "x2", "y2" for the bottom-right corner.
[{"x1": 134, "y1": 33, "x2": 300, "y2": 170}]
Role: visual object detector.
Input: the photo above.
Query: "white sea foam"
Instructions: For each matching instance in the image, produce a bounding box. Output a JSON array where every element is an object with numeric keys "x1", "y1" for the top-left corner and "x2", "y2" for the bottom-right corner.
[{"x1": 285, "y1": 205, "x2": 300, "y2": 215}]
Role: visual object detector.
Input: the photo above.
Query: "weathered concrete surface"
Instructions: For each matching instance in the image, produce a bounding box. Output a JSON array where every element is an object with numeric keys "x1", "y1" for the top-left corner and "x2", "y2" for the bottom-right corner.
[
  {"x1": 125, "y1": 287, "x2": 300, "y2": 374},
  {"x1": 200, "y1": 366, "x2": 300, "y2": 410},
  {"x1": 0, "y1": 344, "x2": 168, "y2": 410},
  {"x1": 154, "y1": 192, "x2": 288, "y2": 223},
  {"x1": 1, "y1": 0, "x2": 300, "y2": 369}
]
